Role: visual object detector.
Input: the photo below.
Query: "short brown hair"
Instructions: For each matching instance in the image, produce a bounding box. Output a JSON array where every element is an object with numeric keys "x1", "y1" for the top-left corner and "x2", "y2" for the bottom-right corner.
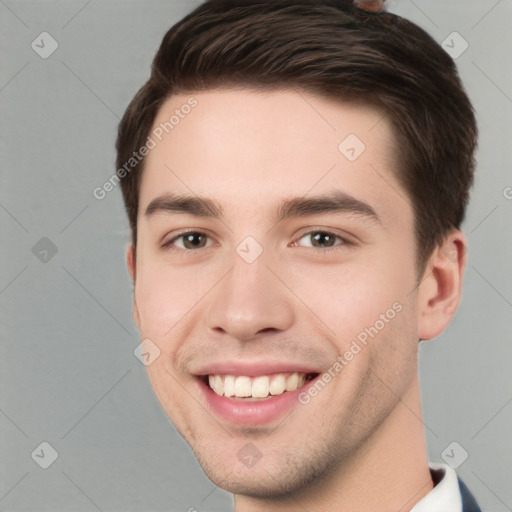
[{"x1": 116, "y1": 0, "x2": 477, "y2": 272}]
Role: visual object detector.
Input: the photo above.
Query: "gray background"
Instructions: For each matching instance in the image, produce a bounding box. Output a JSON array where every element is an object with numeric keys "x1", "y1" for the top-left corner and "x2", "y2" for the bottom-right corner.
[{"x1": 1, "y1": 1, "x2": 511, "y2": 511}]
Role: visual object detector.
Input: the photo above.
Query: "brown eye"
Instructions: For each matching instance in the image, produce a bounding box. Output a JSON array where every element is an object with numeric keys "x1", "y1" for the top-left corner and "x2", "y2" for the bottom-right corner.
[
  {"x1": 296, "y1": 231, "x2": 344, "y2": 249},
  {"x1": 164, "y1": 232, "x2": 210, "y2": 250},
  {"x1": 182, "y1": 233, "x2": 208, "y2": 249}
]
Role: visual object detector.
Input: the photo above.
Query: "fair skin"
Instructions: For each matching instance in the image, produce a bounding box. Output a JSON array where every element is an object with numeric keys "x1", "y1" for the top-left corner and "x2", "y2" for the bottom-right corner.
[{"x1": 126, "y1": 89, "x2": 466, "y2": 512}]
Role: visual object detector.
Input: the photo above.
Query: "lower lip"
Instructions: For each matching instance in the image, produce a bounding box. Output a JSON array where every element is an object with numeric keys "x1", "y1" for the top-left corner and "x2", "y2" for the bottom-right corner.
[{"x1": 197, "y1": 376, "x2": 319, "y2": 426}]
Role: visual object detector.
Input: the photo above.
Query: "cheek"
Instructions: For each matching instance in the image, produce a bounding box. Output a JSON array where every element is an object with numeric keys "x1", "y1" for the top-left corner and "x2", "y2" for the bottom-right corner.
[
  {"x1": 286, "y1": 256, "x2": 414, "y2": 343},
  {"x1": 134, "y1": 255, "x2": 216, "y2": 337},
  {"x1": 144, "y1": 361, "x2": 198, "y2": 443}
]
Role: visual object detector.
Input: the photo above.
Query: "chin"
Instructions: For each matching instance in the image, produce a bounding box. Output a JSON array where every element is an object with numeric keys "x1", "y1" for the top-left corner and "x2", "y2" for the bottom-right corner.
[{"x1": 192, "y1": 441, "x2": 337, "y2": 500}]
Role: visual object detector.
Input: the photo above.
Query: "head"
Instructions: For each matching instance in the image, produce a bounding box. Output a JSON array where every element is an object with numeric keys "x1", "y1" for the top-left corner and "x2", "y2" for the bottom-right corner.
[{"x1": 117, "y1": 0, "x2": 477, "y2": 502}]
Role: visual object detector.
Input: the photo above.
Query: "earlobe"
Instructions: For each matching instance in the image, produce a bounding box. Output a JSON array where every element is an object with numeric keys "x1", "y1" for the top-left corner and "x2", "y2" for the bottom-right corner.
[{"x1": 417, "y1": 231, "x2": 467, "y2": 341}]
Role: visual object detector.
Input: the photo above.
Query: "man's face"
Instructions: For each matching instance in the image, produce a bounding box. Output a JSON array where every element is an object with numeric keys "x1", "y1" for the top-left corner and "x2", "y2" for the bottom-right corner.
[{"x1": 130, "y1": 89, "x2": 422, "y2": 496}]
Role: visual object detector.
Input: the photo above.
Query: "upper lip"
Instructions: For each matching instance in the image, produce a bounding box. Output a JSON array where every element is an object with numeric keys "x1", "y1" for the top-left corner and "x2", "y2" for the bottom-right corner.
[{"x1": 194, "y1": 360, "x2": 321, "y2": 377}]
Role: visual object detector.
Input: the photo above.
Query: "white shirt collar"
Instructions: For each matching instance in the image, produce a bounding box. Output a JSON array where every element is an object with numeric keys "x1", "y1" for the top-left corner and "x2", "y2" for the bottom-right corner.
[{"x1": 410, "y1": 463, "x2": 462, "y2": 512}]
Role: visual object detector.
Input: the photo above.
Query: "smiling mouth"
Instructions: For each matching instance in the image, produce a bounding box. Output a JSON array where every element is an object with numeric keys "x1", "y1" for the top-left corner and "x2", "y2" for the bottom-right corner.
[{"x1": 202, "y1": 372, "x2": 319, "y2": 400}]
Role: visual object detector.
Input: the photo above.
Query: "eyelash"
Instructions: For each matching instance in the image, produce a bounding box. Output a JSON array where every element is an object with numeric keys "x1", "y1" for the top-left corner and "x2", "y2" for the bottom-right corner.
[{"x1": 161, "y1": 229, "x2": 353, "y2": 254}]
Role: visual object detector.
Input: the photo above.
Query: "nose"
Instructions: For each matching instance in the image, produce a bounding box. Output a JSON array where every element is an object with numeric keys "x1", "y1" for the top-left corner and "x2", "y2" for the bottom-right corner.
[{"x1": 203, "y1": 253, "x2": 295, "y2": 342}]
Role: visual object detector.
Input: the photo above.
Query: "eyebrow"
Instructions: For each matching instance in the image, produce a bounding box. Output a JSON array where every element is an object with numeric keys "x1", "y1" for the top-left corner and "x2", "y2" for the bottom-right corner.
[{"x1": 145, "y1": 190, "x2": 380, "y2": 224}]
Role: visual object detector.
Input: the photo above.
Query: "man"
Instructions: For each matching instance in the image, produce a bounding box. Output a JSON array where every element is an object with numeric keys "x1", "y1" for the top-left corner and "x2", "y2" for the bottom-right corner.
[{"x1": 116, "y1": 0, "x2": 481, "y2": 510}]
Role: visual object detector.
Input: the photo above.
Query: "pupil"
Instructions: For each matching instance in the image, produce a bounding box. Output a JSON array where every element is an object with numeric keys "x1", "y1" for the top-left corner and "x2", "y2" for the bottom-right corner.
[
  {"x1": 185, "y1": 233, "x2": 205, "y2": 249},
  {"x1": 312, "y1": 232, "x2": 334, "y2": 248}
]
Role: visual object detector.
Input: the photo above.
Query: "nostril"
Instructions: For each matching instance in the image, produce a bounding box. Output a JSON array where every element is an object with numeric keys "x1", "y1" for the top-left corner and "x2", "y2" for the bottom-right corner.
[{"x1": 257, "y1": 327, "x2": 278, "y2": 334}]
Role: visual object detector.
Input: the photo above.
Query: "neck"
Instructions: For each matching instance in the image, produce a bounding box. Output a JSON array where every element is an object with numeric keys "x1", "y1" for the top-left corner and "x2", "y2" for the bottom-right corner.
[{"x1": 234, "y1": 378, "x2": 433, "y2": 512}]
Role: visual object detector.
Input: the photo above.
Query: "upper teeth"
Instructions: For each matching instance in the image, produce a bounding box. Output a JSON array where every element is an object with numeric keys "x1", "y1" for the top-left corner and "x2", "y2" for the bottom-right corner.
[{"x1": 208, "y1": 372, "x2": 307, "y2": 399}]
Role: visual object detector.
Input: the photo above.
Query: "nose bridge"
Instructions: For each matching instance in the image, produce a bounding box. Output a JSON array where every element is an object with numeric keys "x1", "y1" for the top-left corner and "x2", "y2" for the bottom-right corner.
[{"x1": 204, "y1": 247, "x2": 294, "y2": 340}]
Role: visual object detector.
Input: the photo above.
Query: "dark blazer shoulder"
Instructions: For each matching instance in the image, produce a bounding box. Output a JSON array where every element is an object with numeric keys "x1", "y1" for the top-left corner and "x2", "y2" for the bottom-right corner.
[{"x1": 458, "y1": 477, "x2": 482, "y2": 512}]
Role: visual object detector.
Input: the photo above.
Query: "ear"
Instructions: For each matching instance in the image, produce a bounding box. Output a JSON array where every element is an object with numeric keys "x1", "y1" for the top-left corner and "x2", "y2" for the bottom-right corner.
[
  {"x1": 126, "y1": 245, "x2": 141, "y2": 330},
  {"x1": 126, "y1": 244, "x2": 136, "y2": 282},
  {"x1": 417, "y1": 231, "x2": 467, "y2": 341}
]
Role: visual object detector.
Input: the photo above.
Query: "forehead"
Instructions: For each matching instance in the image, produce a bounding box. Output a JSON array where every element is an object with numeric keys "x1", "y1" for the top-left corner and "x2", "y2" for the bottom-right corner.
[{"x1": 139, "y1": 88, "x2": 406, "y2": 222}]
